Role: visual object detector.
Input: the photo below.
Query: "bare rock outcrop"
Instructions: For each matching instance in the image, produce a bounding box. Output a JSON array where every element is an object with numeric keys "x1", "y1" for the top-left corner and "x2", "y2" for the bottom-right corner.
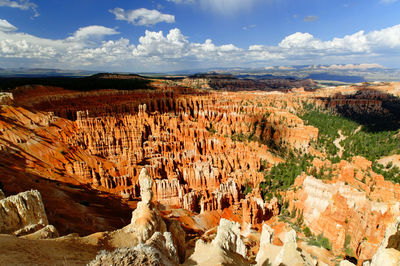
[
  {"x1": 21, "y1": 225, "x2": 59, "y2": 240},
  {"x1": 0, "y1": 92, "x2": 13, "y2": 105},
  {"x1": 166, "y1": 219, "x2": 187, "y2": 263},
  {"x1": 287, "y1": 172, "x2": 400, "y2": 260},
  {"x1": 89, "y1": 232, "x2": 178, "y2": 266},
  {"x1": 339, "y1": 260, "x2": 356, "y2": 266},
  {"x1": 0, "y1": 190, "x2": 49, "y2": 235},
  {"x1": 0, "y1": 189, "x2": 4, "y2": 200},
  {"x1": 211, "y1": 218, "x2": 247, "y2": 257},
  {"x1": 256, "y1": 226, "x2": 315, "y2": 266},
  {"x1": 124, "y1": 168, "x2": 167, "y2": 243},
  {"x1": 370, "y1": 217, "x2": 400, "y2": 266},
  {"x1": 187, "y1": 218, "x2": 250, "y2": 265}
]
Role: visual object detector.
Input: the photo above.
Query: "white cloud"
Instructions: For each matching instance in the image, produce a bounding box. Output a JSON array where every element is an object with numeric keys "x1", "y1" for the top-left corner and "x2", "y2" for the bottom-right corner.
[
  {"x1": 321, "y1": 64, "x2": 385, "y2": 70},
  {"x1": 0, "y1": 0, "x2": 38, "y2": 17},
  {"x1": 109, "y1": 8, "x2": 175, "y2": 26},
  {"x1": 367, "y1": 24, "x2": 400, "y2": 49},
  {"x1": 66, "y1": 25, "x2": 119, "y2": 43},
  {"x1": 0, "y1": 19, "x2": 17, "y2": 32},
  {"x1": 1, "y1": 23, "x2": 400, "y2": 71}
]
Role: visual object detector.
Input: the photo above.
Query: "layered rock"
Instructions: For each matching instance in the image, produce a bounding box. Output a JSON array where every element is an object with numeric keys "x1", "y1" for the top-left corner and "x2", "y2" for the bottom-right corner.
[
  {"x1": 187, "y1": 218, "x2": 250, "y2": 265},
  {"x1": 89, "y1": 232, "x2": 178, "y2": 266},
  {"x1": 0, "y1": 190, "x2": 49, "y2": 235},
  {"x1": 211, "y1": 218, "x2": 247, "y2": 257},
  {"x1": 21, "y1": 225, "x2": 59, "y2": 240},
  {"x1": 124, "y1": 168, "x2": 167, "y2": 243},
  {"x1": 242, "y1": 191, "x2": 279, "y2": 228},
  {"x1": 200, "y1": 178, "x2": 241, "y2": 213},
  {"x1": 256, "y1": 224, "x2": 316, "y2": 266},
  {"x1": 286, "y1": 162, "x2": 400, "y2": 260},
  {"x1": 0, "y1": 92, "x2": 13, "y2": 105},
  {"x1": 1, "y1": 86, "x2": 317, "y2": 221},
  {"x1": 121, "y1": 167, "x2": 186, "y2": 263},
  {"x1": 3, "y1": 79, "x2": 400, "y2": 264},
  {"x1": 370, "y1": 217, "x2": 400, "y2": 266}
]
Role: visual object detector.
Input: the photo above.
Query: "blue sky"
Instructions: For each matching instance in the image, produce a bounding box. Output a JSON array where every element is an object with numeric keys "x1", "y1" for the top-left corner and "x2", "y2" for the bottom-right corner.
[{"x1": 0, "y1": 0, "x2": 399, "y2": 72}]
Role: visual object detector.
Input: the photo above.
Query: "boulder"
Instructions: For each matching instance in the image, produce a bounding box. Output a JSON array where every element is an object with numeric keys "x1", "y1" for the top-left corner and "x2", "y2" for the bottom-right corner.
[
  {"x1": 89, "y1": 232, "x2": 178, "y2": 266},
  {"x1": 0, "y1": 190, "x2": 48, "y2": 235}
]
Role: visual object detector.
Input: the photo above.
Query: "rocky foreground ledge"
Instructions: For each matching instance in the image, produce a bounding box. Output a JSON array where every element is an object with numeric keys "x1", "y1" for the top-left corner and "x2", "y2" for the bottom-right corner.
[{"x1": 1, "y1": 168, "x2": 400, "y2": 265}]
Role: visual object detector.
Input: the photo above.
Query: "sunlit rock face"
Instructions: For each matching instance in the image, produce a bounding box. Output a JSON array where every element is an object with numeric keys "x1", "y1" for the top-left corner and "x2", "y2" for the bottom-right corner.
[
  {"x1": 287, "y1": 164, "x2": 400, "y2": 260},
  {"x1": 0, "y1": 190, "x2": 49, "y2": 235},
  {"x1": 2, "y1": 80, "x2": 400, "y2": 264}
]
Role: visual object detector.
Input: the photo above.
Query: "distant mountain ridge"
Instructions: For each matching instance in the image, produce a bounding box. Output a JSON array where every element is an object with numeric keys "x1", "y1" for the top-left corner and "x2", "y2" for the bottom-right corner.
[
  {"x1": 168, "y1": 64, "x2": 400, "y2": 83},
  {"x1": 0, "y1": 68, "x2": 97, "y2": 77},
  {"x1": 0, "y1": 64, "x2": 399, "y2": 82}
]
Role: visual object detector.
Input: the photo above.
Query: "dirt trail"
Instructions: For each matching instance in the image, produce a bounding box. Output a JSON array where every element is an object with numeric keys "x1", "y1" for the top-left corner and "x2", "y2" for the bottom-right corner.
[
  {"x1": 333, "y1": 130, "x2": 347, "y2": 158},
  {"x1": 354, "y1": 125, "x2": 362, "y2": 134}
]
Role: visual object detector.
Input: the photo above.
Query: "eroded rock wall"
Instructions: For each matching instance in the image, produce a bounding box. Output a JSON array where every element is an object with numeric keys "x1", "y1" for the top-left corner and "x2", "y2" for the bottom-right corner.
[{"x1": 0, "y1": 190, "x2": 48, "y2": 235}]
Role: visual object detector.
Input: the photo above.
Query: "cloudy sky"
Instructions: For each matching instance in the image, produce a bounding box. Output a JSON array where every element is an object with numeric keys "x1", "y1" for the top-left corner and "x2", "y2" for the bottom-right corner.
[{"x1": 0, "y1": 0, "x2": 400, "y2": 72}]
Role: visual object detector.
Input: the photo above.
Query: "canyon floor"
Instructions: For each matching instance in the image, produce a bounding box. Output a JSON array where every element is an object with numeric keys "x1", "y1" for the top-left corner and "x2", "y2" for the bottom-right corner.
[{"x1": 1, "y1": 75, "x2": 400, "y2": 265}]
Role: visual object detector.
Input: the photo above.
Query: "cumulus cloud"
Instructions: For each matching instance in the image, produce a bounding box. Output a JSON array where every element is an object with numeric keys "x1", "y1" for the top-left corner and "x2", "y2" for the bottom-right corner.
[
  {"x1": 110, "y1": 8, "x2": 175, "y2": 26},
  {"x1": 0, "y1": 19, "x2": 17, "y2": 32},
  {"x1": 66, "y1": 25, "x2": 119, "y2": 43},
  {"x1": 0, "y1": 0, "x2": 39, "y2": 17},
  {"x1": 1, "y1": 23, "x2": 400, "y2": 71}
]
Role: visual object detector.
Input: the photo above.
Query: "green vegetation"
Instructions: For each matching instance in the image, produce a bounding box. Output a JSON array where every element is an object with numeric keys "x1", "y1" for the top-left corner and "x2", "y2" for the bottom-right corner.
[
  {"x1": 231, "y1": 133, "x2": 247, "y2": 142},
  {"x1": 372, "y1": 163, "x2": 400, "y2": 184},
  {"x1": 300, "y1": 103, "x2": 400, "y2": 183},
  {"x1": 344, "y1": 234, "x2": 354, "y2": 257},
  {"x1": 207, "y1": 123, "x2": 217, "y2": 135},
  {"x1": 243, "y1": 181, "x2": 253, "y2": 195},
  {"x1": 261, "y1": 153, "x2": 312, "y2": 192},
  {"x1": 260, "y1": 152, "x2": 335, "y2": 201},
  {"x1": 300, "y1": 104, "x2": 400, "y2": 162},
  {"x1": 303, "y1": 226, "x2": 312, "y2": 237},
  {"x1": 308, "y1": 234, "x2": 332, "y2": 250}
]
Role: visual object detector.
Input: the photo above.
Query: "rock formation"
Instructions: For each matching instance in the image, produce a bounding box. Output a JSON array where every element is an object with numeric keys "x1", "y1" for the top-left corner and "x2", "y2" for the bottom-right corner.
[
  {"x1": 21, "y1": 225, "x2": 59, "y2": 240},
  {"x1": 211, "y1": 218, "x2": 247, "y2": 257},
  {"x1": 116, "y1": 168, "x2": 186, "y2": 263},
  {"x1": 256, "y1": 224, "x2": 316, "y2": 266},
  {"x1": 124, "y1": 168, "x2": 167, "y2": 243},
  {"x1": 89, "y1": 232, "x2": 178, "y2": 266},
  {"x1": 187, "y1": 218, "x2": 250, "y2": 265},
  {"x1": 1, "y1": 79, "x2": 400, "y2": 264},
  {"x1": 0, "y1": 190, "x2": 49, "y2": 236},
  {"x1": 285, "y1": 158, "x2": 400, "y2": 260},
  {"x1": 369, "y1": 217, "x2": 400, "y2": 265},
  {"x1": 0, "y1": 92, "x2": 13, "y2": 105}
]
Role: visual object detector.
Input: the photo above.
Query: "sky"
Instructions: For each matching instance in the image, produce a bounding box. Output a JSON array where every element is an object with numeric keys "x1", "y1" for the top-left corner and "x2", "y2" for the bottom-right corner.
[{"x1": 0, "y1": 0, "x2": 400, "y2": 72}]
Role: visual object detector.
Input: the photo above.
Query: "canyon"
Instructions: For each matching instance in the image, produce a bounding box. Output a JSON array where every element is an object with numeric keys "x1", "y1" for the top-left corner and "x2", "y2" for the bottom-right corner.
[{"x1": 0, "y1": 77, "x2": 400, "y2": 265}]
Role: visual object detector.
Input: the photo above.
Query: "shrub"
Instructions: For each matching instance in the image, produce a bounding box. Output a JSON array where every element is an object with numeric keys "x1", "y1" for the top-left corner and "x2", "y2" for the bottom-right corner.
[
  {"x1": 308, "y1": 234, "x2": 332, "y2": 250},
  {"x1": 303, "y1": 226, "x2": 312, "y2": 237}
]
